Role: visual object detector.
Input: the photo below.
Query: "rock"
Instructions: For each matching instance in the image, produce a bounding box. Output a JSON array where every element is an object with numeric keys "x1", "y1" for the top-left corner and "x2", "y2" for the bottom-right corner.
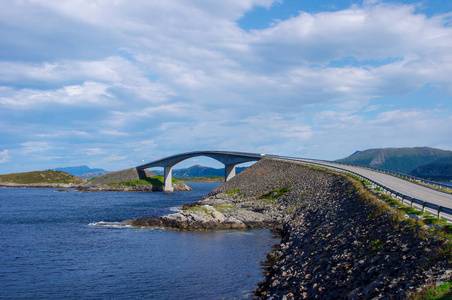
[{"x1": 211, "y1": 211, "x2": 225, "y2": 222}]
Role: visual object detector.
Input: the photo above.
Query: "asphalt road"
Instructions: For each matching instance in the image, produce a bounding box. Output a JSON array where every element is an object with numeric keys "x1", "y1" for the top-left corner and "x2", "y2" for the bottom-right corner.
[{"x1": 277, "y1": 157, "x2": 452, "y2": 217}]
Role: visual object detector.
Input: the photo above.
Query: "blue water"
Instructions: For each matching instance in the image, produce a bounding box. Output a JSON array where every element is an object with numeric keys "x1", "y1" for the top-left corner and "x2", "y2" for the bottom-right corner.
[{"x1": 0, "y1": 183, "x2": 279, "y2": 299}]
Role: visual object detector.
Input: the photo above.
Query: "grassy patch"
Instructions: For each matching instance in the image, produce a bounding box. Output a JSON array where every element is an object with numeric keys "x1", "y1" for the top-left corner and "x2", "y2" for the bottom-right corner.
[
  {"x1": 224, "y1": 188, "x2": 243, "y2": 195},
  {"x1": 376, "y1": 191, "x2": 448, "y2": 228},
  {"x1": 184, "y1": 204, "x2": 237, "y2": 215},
  {"x1": 107, "y1": 176, "x2": 182, "y2": 187},
  {"x1": 369, "y1": 239, "x2": 384, "y2": 253},
  {"x1": 410, "y1": 282, "x2": 452, "y2": 300},
  {"x1": 214, "y1": 205, "x2": 237, "y2": 212},
  {"x1": 259, "y1": 186, "x2": 291, "y2": 201},
  {"x1": 283, "y1": 205, "x2": 298, "y2": 213},
  {"x1": 185, "y1": 205, "x2": 211, "y2": 216}
]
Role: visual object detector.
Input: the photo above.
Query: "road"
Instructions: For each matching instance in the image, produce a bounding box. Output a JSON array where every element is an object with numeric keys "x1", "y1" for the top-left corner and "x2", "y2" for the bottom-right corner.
[{"x1": 275, "y1": 157, "x2": 452, "y2": 218}]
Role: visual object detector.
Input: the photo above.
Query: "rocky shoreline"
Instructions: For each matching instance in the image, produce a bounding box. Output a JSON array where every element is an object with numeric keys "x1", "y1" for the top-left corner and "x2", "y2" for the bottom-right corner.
[
  {"x1": 0, "y1": 182, "x2": 192, "y2": 192},
  {"x1": 76, "y1": 181, "x2": 192, "y2": 192},
  {"x1": 0, "y1": 182, "x2": 79, "y2": 188},
  {"x1": 125, "y1": 158, "x2": 452, "y2": 299}
]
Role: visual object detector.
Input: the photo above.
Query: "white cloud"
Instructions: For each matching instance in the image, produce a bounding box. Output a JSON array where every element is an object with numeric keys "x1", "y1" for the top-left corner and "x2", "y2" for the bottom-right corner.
[
  {"x1": 0, "y1": 81, "x2": 112, "y2": 107},
  {"x1": 21, "y1": 142, "x2": 52, "y2": 154},
  {"x1": 83, "y1": 148, "x2": 106, "y2": 156},
  {"x1": 0, "y1": 1, "x2": 451, "y2": 173},
  {"x1": 36, "y1": 131, "x2": 89, "y2": 138},
  {"x1": 0, "y1": 150, "x2": 10, "y2": 163},
  {"x1": 99, "y1": 129, "x2": 128, "y2": 136}
]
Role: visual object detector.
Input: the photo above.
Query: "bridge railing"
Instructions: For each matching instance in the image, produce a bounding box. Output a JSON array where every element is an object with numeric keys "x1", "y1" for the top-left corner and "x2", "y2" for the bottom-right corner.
[
  {"x1": 331, "y1": 161, "x2": 452, "y2": 191},
  {"x1": 273, "y1": 156, "x2": 452, "y2": 221}
]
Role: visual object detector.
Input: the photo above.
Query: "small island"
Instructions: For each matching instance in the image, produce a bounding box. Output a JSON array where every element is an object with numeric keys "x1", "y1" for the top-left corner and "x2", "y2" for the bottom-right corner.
[{"x1": 0, "y1": 170, "x2": 82, "y2": 188}]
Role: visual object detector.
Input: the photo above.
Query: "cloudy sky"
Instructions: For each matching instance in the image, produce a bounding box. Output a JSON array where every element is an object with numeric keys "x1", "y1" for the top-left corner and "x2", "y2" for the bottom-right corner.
[{"x1": 0, "y1": 0, "x2": 451, "y2": 173}]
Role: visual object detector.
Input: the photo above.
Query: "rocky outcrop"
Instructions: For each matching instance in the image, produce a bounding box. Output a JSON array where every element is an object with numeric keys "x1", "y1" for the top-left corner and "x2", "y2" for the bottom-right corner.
[
  {"x1": 85, "y1": 168, "x2": 155, "y2": 185},
  {"x1": 126, "y1": 192, "x2": 280, "y2": 230}
]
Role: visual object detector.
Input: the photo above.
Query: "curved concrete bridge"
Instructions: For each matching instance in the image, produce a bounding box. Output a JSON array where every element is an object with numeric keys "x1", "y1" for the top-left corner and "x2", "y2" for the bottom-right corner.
[{"x1": 136, "y1": 151, "x2": 265, "y2": 192}]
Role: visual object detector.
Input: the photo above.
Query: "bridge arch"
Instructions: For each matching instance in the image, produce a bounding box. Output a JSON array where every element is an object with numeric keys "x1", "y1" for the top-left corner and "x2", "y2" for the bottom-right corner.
[{"x1": 136, "y1": 151, "x2": 265, "y2": 192}]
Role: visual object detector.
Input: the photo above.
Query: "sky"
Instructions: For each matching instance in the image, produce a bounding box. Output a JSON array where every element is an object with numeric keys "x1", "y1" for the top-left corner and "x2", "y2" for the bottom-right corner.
[{"x1": 0, "y1": 0, "x2": 451, "y2": 173}]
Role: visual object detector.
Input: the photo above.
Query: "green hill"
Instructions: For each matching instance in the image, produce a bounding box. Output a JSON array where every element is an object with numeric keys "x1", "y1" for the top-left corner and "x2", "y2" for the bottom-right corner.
[
  {"x1": 409, "y1": 162, "x2": 452, "y2": 181},
  {"x1": 153, "y1": 164, "x2": 248, "y2": 178},
  {"x1": 337, "y1": 147, "x2": 452, "y2": 174},
  {"x1": 0, "y1": 170, "x2": 83, "y2": 185}
]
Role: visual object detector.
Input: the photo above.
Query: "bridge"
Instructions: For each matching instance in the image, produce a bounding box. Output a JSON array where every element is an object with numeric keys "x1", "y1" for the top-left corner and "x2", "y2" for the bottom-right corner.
[
  {"x1": 136, "y1": 151, "x2": 265, "y2": 192},
  {"x1": 137, "y1": 150, "x2": 452, "y2": 221}
]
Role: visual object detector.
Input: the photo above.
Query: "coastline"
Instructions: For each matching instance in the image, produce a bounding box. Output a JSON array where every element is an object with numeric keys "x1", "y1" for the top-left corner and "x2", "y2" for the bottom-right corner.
[
  {"x1": 0, "y1": 181, "x2": 192, "y2": 192},
  {"x1": 0, "y1": 182, "x2": 80, "y2": 188}
]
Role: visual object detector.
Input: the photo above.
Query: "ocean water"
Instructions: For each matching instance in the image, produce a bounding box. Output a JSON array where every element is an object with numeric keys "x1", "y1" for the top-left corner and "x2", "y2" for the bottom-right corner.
[{"x1": 0, "y1": 183, "x2": 279, "y2": 299}]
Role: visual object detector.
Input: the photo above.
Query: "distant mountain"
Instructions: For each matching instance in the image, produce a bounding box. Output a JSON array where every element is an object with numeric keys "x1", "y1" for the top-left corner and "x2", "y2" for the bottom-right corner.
[
  {"x1": 337, "y1": 147, "x2": 452, "y2": 175},
  {"x1": 153, "y1": 164, "x2": 248, "y2": 178},
  {"x1": 53, "y1": 165, "x2": 109, "y2": 178}
]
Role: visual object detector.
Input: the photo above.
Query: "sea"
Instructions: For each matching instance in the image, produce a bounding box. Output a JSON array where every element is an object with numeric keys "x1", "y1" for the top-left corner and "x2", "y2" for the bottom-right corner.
[{"x1": 0, "y1": 183, "x2": 279, "y2": 299}]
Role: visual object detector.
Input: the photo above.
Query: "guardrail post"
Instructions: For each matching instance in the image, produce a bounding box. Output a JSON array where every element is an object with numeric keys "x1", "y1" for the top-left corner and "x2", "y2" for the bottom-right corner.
[
  {"x1": 422, "y1": 202, "x2": 426, "y2": 213},
  {"x1": 438, "y1": 206, "x2": 442, "y2": 219},
  {"x1": 410, "y1": 198, "x2": 414, "y2": 208},
  {"x1": 401, "y1": 194, "x2": 405, "y2": 205}
]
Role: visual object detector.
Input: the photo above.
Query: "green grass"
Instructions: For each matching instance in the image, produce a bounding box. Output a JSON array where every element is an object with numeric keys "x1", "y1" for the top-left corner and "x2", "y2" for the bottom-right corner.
[
  {"x1": 259, "y1": 186, "x2": 291, "y2": 200},
  {"x1": 214, "y1": 205, "x2": 237, "y2": 212},
  {"x1": 184, "y1": 204, "x2": 236, "y2": 215},
  {"x1": 185, "y1": 205, "x2": 211, "y2": 215},
  {"x1": 107, "y1": 176, "x2": 182, "y2": 187},
  {"x1": 369, "y1": 239, "x2": 383, "y2": 253},
  {"x1": 224, "y1": 188, "x2": 243, "y2": 195},
  {"x1": 410, "y1": 282, "x2": 452, "y2": 300},
  {"x1": 376, "y1": 192, "x2": 449, "y2": 228}
]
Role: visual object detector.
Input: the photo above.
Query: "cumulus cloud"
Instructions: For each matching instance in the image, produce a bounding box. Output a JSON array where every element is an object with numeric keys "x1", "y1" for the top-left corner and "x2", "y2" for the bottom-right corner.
[{"x1": 0, "y1": 0, "x2": 451, "y2": 172}]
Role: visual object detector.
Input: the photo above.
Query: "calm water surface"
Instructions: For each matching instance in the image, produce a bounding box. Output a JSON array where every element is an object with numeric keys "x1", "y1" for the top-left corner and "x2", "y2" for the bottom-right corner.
[{"x1": 0, "y1": 183, "x2": 279, "y2": 299}]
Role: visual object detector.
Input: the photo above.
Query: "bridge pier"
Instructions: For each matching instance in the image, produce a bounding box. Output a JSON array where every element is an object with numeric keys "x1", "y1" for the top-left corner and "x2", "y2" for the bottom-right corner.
[
  {"x1": 225, "y1": 163, "x2": 236, "y2": 182},
  {"x1": 163, "y1": 166, "x2": 174, "y2": 193}
]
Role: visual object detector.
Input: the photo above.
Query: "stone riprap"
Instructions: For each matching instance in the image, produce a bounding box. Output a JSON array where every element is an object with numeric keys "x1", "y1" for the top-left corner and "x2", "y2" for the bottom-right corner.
[{"x1": 125, "y1": 159, "x2": 452, "y2": 299}]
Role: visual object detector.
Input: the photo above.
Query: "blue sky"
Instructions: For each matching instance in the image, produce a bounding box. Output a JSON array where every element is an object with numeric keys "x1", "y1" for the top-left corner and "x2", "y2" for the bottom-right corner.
[{"x1": 0, "y1": 0, "x2": 451, "y2": 173}]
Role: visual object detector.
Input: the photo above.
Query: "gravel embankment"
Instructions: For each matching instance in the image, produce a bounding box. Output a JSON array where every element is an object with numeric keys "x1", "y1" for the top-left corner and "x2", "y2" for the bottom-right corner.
[{"x1": 127, "y1": 159, "x2": 452, "y2": 299}]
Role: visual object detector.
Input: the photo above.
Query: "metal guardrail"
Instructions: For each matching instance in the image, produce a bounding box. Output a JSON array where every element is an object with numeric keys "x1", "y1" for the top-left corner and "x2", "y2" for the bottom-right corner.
[
  {"x1": 270, "y1": 155, "x2": 452, "y2": 192},
  {"x1": 273, "y1": 156, "x2": 452, "y2": 221},
  {"x1": 331, "y1": 161, "x2": 452, "y2": 191}
]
